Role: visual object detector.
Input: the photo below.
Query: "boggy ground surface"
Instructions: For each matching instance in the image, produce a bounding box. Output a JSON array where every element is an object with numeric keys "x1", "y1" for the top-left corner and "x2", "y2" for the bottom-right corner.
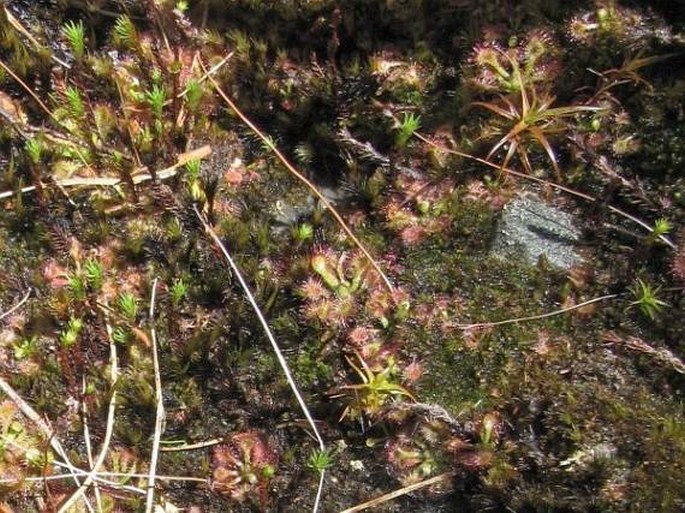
[{"x1": 0, "y1": 1, "x2": 684, "y2": 512}]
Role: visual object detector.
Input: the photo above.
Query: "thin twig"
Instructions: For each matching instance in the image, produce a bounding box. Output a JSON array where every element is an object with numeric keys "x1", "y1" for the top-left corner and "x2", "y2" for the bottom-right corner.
[
  {"x1": 0, "y1": 290, "x2": 88, "y2": 502},
  {"x1": 159, "y1": 438, "x2": 222, "y2": 452},
  {"x1": 177, "y1": 51, "x2": 234, "y2": 98},
  {"x1": 81, "y1": 377, "x2": 103, "y2": 511},
  {"x1": 0, "y1": 58, "x2": 54, "y2": 119},
  {"x1": 49, "y1": 459, "x2": 146, "y2": 496},
  {"x1": 3, "y1": 7, "x2": 71, "y2": 69},
  {"x1": 0, "y1": 378, "x2": 89, "y2": 503},
  {"x1": 200, "y1": 57, "x2": 395, "y2": 294},
  {"x1": 146, "y1": 278, "x2": 165, "y2": 513},
  {"x1": 58, "y1": 307, "x2": 119, "y2": 513},
  {"x1": 338, "y1": 472, "x2": 453, "y2": 513},
  {"x1": 0, "y1": 145, "x2": 212, "y2": 200},
  {"x1": 452, "y1": 293, "x2": 619, "y2": 330},
  {"x1": 0, "y1": 471, "x2": 207, "y2": 485},
  {"x1": 0, "y1": 288, "x2": 31, "y2": 320},
  {"x1": 193, "y1": 204, "x2": 327, "y2": 513},
  {"x1": 409, "y1": 129, "x2": 676, "y2": 249}
]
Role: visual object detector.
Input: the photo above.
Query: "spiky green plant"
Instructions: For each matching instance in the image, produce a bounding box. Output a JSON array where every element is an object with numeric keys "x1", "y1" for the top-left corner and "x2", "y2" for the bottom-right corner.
[
  {"x1": 24, "y1": 138, "x2": 43, "y2": 165},
  {"x1": 117, "y1": 292, "x2": 138, "y2": 322},
  {"x1": 62, "y1": 20, "x2": 86, "y2": 60},
  {"x1": 630, "y1": 279, "x2": 668, "y2": 320},
  {"x1": 307, "y1": 449, "x2": 334, "y2": 475},
  {"x1": 292, "y1": 223, "x2": 314, "y2": 243},
  {"x1": 67, "y1": 273, "x2": 87, "y2": 302},
  {"x1": 645, "y1": 217, "x2": 672, "y2": 245},
  {"x1": 170, "y1": 278, "x2": 188, "y2": 307},
  {"x1": 395, "y1": 112, "x2": 421, "y2": 147},
  {"x1": 146, "y1": 84, "x2": 166, "y2": 118},
  {"x1": 60, "y1": 317, "x2": 83, "y2": 348},
  {"x1": 112, "y1": 15, "x2": 138, "y2": 50},
  {"x1": 65, "y1": 85, "x2": 85, "y2": 119},
  {"x1": 84, "y1": 258, "x2": 104, "y2": 291},
  {"x1": 13, "y1": 336, "x2": 38, "y2": 360},
  {"x1": 184, "y1": 79, "x2": 204, "y2": 111}
]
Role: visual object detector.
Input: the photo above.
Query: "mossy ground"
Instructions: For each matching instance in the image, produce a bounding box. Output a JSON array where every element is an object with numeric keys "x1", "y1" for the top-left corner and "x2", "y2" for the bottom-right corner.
[{"x1": 0, "y1": 1, "x2": 684, "y2": 512}]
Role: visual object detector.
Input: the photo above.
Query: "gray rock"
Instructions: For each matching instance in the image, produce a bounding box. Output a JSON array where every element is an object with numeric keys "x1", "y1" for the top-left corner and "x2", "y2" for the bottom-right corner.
[{"x1": 492, "y1": 193, "x2": 583, "y2": 270}]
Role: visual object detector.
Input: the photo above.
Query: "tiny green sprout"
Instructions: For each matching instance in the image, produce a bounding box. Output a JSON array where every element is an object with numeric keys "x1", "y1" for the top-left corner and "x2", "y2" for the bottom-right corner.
[
  {"x1": 166, "y1": 217, "x2": 183, "y2": 241},
  {"x1": 60, "y1": 317, "x2": 83, "y2": 348},
  {"x1": 185, "y1": 80, "x2": 203, "y2": 110},
  {"x1": 185, "y1": 159, "x2": 206, "y2": 203},
  {"x1": 151, "y1": 68, "x2": 163, "y2": 84},
  {"x1": 67, "y1": 273, "x2": 87, "y2": 302},
  {"x1": 294, "y1": 143, "x2": 314, "y2": 166},
  {"x1": 590, "y1": 117, "x2": 602, "y2": 132},
  {"x1": 112, "y1": 15, "x2": 138, "y2": 50},
  {"x1": 261, "y1": 464, "x2": 276, "y2": 479},
  {"x1": 170, "y1": 278, "x2": 188, "y2": 307},
  {"x1": 84, "y1": 258, "x2": 104, "y2": 291},
  {"x1": 176, "y1": 1, "x2": 189, "y2": 13},
  {"x1": 137, "y1": 126, "x2": 154, "y2": 152},
  {"x1": 396, "y1": 112, "x2": 421, "y2": 147},
  {"x1": 112, "y1": 326, "x2": 130, "y2": 345},
  {"x1": 65, "y1": 86, "x2": 85, "y2": 118},
  {"x1": 646, "y1": 217, "x2": 672, "y2": 245},
  {"x1": 630, "y1": 278, "x2": 669, "y2": 320},
  {"x1": 62, "y1": 20, "x2": 86, "y2": 60},
  {"x1": 292, "y1": 223, "x2": 314, "y2": 243},
  {"x1": 14, "y1": 336, "x2": 38, "y2": 360},
  {"x1": 146, "y1": 84, "x2": 166, "y2": 118},
  {"x1": 306, "y1": 448, "x2": 334, "y2": 475},
  {"x1": 261, "y1": 134, "x2": 277, "y2": 153},
  {"x1": 117, "y1": 291, "x2": 138, "y2": 322},
  {"x1": 185, "y1": 159, "x2": 202, "y2": 181},
  {"x1": 654, "y1": 217, "x2": 672, "y2": 235},
  {"x1": 25, "y1": 138, "x2": 43, "y2": 165}
]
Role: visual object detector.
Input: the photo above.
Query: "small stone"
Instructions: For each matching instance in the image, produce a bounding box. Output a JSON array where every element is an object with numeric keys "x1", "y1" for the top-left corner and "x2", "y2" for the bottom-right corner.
[{"x1": 491, "y1": 193, "x2": 583, "y2": 270}]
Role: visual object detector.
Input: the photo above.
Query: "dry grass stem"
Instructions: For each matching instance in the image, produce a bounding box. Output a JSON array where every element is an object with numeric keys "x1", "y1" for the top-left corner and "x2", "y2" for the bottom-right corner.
[
  {"x1": 605, "y1": 331, "x2": 685, "y2": 375},
  {"x1": 58, "y1": 308, "x2": 119, "y2": 513},
  {"x1": 410, "y1": 130, "x2": 676, "y2": 249},
  {"x1": 159, "y1": 438, "x2": 222, "y2": 452},
  {"x1": 201, "y1": 57, "x2": 395, "y2": 294},
  {"x1": 193, "y1": 204, "x2": 327, "y2": 513},
  {"x1": 0, "y1": 145, "x2": 212, "y2": 200},
  {"x1": 0, "y1": 471, "x2": 207, "y2": 486},
  {"x1": 453, "y1": 293, "x2": 619, "y2": 330},
  {"x1": 3, "y1": 7, "x2": 71, "y2": 68},
  {"x1": 0, "y1": 58, "x2": 54, "y2": 119},
  {"x1": 339, "y1": 472, "x2": 454, "y2": 513},
  {"x1": 81, "y1": 377, "x2": 103, "y2": 511},
  {"x1": 0, "y1": 288, "x2": 31, "y2": 320},
  {"x1": 145, "y1": 278, "x2": 165, "y2": 513}
]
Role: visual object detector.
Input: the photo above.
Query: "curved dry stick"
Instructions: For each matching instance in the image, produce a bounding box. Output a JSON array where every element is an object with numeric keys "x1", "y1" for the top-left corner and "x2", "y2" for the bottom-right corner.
[
  {"x1": 0, "y1": 145, "x2": 211, "y2": 200},
  {"x1": 194, "y1": 205, "x2": 328, "y2": 513},
  {"x1": 411, "y1": 130, "x2": 676, "y2": 249},
  {"x1": 0, "y1": 288, "x2": 31, "y2": 321},
  {"x1": 0, "y1": 58, "x2": 54, "y2": 119},
  {"x1": 0, "y1": 471, "x2": 207, "y2": 486},
  {"x1": 200, "y1": 57, "x2": 394, "y2": 294},
  {"x1": 0, "y1": 290, "x2": 94, "y2": 509},
  {"x1": 339, "y1": 472, "x2": 453, "y2": 513},
  {"x1": 145, "y1": 278, "x2": 165, "y2": 513},
  {"x1": 452, "y1": 293, "x2": 619, "y2": 330},
  {"x1": 58, "y1": 309, "x2": 119, "y2": 513}
]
